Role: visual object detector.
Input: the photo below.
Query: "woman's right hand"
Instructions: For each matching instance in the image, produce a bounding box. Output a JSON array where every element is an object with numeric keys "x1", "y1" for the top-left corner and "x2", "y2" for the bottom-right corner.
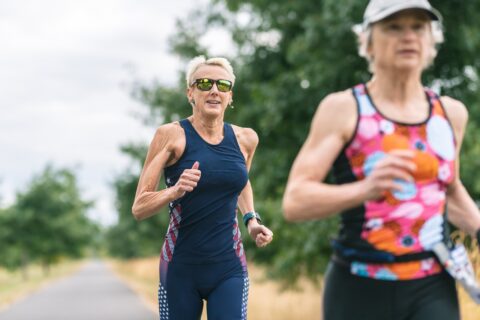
[
  {"x1": 361, "y1": 149, "x2": 417, "y2": 201},
  {"x1": 171, "y1": 161, "x2": 202, "y2": 200}
]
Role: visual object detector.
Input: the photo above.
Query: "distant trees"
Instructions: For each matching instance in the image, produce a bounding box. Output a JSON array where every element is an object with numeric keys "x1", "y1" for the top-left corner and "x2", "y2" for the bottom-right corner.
[
  {"x1": 105, "y1": 144, "x2": 170, "y2": 259},
  {"x1": 0, "y1": 166, "x2": 96, "y2": 277}
]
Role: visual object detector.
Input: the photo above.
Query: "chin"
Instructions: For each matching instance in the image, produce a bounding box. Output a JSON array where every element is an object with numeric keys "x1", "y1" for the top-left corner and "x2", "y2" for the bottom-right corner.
[
  {"x1": 203, "y1": 108, "x2": 225, "y2": 118},
  {"x1": 395, "y1": 57, "x2": 423, "y2": 67},
  {"x1": 394, "y1": 62, "x2": 423, "y2": 72}
]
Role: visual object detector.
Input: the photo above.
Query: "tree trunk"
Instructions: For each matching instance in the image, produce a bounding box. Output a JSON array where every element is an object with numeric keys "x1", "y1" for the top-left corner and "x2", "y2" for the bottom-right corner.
[
  {"x1": 43, "y1": 262, "x2": 50, "y2": 277},
  {"x1": 21, "y1": 252, "x2": 28, "y2": 281}
]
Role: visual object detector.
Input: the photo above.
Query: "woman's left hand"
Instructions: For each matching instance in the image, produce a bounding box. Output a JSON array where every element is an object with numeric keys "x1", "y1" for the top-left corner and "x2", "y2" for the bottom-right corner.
[{"x1": 247, "y1": 221, "x2": 273, "y2": 247}]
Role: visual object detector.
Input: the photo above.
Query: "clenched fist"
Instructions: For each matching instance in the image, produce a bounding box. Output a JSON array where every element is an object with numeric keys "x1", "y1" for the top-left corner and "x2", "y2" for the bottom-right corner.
[{"x1": 171, "y1": 161, "x2": 201, "y2": 199}]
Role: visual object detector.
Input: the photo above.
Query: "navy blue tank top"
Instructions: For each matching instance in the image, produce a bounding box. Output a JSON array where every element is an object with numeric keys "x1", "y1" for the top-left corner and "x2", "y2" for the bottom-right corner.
[{"x1": 162, "y1": 119, "x2": 249, "y2": 264}]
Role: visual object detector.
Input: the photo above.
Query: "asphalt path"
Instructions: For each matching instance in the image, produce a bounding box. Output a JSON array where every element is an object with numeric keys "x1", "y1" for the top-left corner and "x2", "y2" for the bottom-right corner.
[{"x1": 0, "y1": 260, "x2": 158, "y2": 320}]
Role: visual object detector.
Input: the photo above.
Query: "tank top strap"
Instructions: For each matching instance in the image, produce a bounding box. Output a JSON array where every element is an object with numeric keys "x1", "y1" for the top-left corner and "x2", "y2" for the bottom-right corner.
[
  {"x1": 226, "y1": 122, "x2": 246, "y2": 153},
  {"x1": 179, "y1": 118, "x2": 194, "y2": 134},
  {"x1": 178, "y1": 118, "x2": 208, "y2": 146},
  {"x1": 352, "y1": 83, "x2": 377, "y2": 117},
  {"x1": 222, "y1": 122, "x2": 236, "y2": 141},
  {"x1": 424, "y1": 87, "x2": 447, "y2": 118},
  {"x1": 176, "y1": 119, "x2": 200, "y2": 153},
  {"x1": 424, "y1": 87, "x2": 438, "y2": 102}
]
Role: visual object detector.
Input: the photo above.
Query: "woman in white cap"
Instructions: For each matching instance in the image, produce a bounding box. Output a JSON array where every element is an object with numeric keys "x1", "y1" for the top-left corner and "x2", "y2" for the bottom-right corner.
[{"x1": 283, "y1": 0, "x2": 480, "y2": 319}]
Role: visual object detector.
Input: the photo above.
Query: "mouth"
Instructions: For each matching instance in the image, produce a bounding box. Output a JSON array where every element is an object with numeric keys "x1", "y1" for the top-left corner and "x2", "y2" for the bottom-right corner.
[
  {"x1": 398, "y1": 49, "x2": 418, "y2": 55},
  {"x1": 206, "y1": 100, "x2": 221, "y2": 105}
]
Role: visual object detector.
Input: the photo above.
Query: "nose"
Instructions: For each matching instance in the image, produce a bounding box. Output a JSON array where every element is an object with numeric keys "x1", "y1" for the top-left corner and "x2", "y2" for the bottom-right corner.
[
  {"x1": 209, "y1": 83, "x2": 220, "y2": 94},
  {"x1": 401, "y1": 27, "x2": 418, "y2": 41}
]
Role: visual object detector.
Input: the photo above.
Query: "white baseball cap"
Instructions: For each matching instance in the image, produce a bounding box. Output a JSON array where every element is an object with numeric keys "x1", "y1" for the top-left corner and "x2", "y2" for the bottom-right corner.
[{"x1": 361, "y1": 0, "x2": 442, "y2": 29}]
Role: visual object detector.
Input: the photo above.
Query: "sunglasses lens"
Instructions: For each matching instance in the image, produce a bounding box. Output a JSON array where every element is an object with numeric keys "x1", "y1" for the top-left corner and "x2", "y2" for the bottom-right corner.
[
  {"x1": 217, "y1": 80, "x2": 232, "y2": 92},
  {"x1": 196, "y1": 79, "x2": 214, "y2": 91},
  {"x1": 194, "y1": 79, "x2": 232, "y2": 92}
]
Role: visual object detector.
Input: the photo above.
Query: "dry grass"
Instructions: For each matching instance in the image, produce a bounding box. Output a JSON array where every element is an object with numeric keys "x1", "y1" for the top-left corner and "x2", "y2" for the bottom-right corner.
[
  {"x1": 247, "y1": 264, "x2": 322, "y2": 319},
  {"x1": 0, "y1": 260, "x2": 84, "y2": 311},
  {"x1": 459, "y1": 287, "x2": 480, "y2": 320},
  {"x1": 452, "y1": 232, "x2": 480, "y2": 320}
]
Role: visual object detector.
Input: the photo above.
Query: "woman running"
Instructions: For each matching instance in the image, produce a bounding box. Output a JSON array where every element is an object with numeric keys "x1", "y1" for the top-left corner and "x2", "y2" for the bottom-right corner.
[
  {"x1": 283, "y1": 0, "x2": 480, "y2": 319},
  {"x1": 133, "y1": 56, "x2": 273, "y2": 319}
]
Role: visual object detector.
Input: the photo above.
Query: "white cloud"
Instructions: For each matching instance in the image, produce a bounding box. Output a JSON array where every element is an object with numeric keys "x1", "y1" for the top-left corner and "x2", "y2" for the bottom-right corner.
[{"x1": 0, "y1": 0, "x2": 220, "y2": 225}]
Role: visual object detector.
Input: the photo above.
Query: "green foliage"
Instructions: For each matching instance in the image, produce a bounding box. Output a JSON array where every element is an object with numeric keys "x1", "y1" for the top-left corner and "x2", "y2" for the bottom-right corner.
[
  {"x1": 240, "y1": 199, "x2": 338, "y2": 282},
  {"x1": 429, "y1": 2, "x2": 480, "y2": 198},
  {"x1": 106, "y1": 144, "x2": 170, "y2": 258},
  {"x1": 0, "y1": 166, "x2": 95, "y2": 271},
  {"x1": 0, "y1": 208, "x2": 24, "y2": 270},
  {"x1": 117, "y1": 0, "x2": 480, "y2": 283}
]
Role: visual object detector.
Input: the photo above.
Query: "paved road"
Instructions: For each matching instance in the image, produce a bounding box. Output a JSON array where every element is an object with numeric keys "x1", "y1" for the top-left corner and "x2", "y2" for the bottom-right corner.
[{"x1": 0, "y1": 260, "x2": 158, "y2": 320}]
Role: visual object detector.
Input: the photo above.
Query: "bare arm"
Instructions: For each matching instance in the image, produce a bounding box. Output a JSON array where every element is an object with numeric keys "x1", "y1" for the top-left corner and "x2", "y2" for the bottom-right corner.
[
  {"x1": 443, "y1": 97, "x2": 480, "y2": 236},
  {"x1": 235, "y1": 127, "x2": 258, "y2": 216},
  {"x1": 283, "y1": 91, "x2": 416, "y2": 221},
  {"x1": 132, "y1": 123, "x2": 201, "y2": 220},
  {"x1": 234, "y1": 126, "x2": 273, "y2": 247}
]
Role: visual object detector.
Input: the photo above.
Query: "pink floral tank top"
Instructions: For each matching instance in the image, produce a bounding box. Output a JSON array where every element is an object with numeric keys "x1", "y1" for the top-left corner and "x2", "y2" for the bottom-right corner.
[{"x1": 331, "y1": 83, "x2": 456, "y2": 280}]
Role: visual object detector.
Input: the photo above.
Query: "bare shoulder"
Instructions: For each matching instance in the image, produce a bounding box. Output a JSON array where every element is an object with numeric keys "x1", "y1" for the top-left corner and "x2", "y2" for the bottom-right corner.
[
  {"x1": 321, "y1": 89, "x2": 357, "y2": 109},
  {"x1": 150, "y1": 122, "x2": 186, "y2": 162},
  {"x1": 231, "y1": 125, "x2": 259, "y2": 153},
  {"x1": 315, "y1": 89, "x2": 356, "y2": 119},
  {"x1": 311, "y1": 89, "x2": 357, "y2": 142},
  {"x1": 152, "y1": 122, "x2": 183, "y2": 144},
  {"x1": 440, "y1": 96, "x2": 468, "y2": 129}
]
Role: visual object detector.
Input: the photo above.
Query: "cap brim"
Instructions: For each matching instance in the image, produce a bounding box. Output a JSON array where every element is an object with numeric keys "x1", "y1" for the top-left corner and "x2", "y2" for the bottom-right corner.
[{"x1": 367, "y1": 4, "x2": 442, "y2": 25}]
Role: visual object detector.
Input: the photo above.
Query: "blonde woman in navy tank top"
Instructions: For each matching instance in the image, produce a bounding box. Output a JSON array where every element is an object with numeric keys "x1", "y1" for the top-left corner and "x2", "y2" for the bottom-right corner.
[
  {"x1": 132, "y1": 56, "x2": 273, "y2": 319},
  {"x1": 283, "y1": 1, "x2": 480, "y2": 319}
]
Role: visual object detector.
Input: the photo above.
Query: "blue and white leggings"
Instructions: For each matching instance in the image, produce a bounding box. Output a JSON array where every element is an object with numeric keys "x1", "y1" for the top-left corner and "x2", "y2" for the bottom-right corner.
[{"x1": 159, "y1": 258, "x2": 249, "y2": 319}]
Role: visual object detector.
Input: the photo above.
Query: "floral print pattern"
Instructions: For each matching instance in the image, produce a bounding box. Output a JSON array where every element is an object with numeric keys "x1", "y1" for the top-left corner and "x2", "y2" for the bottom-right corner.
[{"x1": 345, "y1": 84, "x2": 455, "y2": 280}]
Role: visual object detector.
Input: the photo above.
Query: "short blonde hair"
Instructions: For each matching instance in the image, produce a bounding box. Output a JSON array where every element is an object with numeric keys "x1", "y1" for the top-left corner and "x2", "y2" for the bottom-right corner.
[
  {"x1": 352, "y1": 21, "x2": 444, "y2": 73},
  {"x1": 185, "y1": 55, "x2": 236, "y2": 87}
]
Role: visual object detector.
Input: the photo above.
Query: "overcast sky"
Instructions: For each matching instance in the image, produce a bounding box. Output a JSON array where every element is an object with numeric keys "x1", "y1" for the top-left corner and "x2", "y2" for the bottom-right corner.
[{"x1": 0, "y1": 0, "x2": 232, "y2": 226}]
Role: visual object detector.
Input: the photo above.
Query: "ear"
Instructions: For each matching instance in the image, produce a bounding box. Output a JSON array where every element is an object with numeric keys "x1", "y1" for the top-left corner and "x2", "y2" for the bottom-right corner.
[
  {"x1": 186, "y1": 87, "x2": 194, "y2": 102},
  {"x1": 366, "y1": 49, "x2": 374, "y2": 65},
  {"x1": 366, "y1": 29, "x2": 374, "y2": 60}
]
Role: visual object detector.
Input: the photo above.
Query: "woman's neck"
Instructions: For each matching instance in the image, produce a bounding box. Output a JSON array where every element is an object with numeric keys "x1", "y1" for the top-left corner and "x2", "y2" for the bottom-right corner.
[
  {"x1": 189, "y1": 114, "x2": 224, "y2": 141},
  {"x1": 368, "y1": 71, "x2": 424, "y2": 106}
]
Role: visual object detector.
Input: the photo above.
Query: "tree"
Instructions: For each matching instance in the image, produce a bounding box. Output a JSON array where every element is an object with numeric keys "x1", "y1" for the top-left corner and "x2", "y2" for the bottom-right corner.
[
  {"x1": 0, "y1": 166, "x2": 95, "y2": 276},
  {"x1": 0, "y1": 207, "x2": 26, "y2": 274},
  {"x1": 128, "y1": 0, "x2": 480, "y2": 282},
  {"x1": 106, "y1": 144, "x2": 171, "y2": 258}
]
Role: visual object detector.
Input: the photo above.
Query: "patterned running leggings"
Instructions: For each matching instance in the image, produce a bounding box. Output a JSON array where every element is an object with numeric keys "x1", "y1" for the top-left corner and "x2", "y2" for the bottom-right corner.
[{"x1": 159, "y1": 258, "x2": 249, "y2": 319}]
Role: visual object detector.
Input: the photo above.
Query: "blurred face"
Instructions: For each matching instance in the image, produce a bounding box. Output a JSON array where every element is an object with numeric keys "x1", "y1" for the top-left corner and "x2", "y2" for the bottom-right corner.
[
  {"x1": 368, "y1": 10, "x2": 434, "y2": 73},
  {"x1": 187, "y1": 65, "x2": 233, "y2": 118}
]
